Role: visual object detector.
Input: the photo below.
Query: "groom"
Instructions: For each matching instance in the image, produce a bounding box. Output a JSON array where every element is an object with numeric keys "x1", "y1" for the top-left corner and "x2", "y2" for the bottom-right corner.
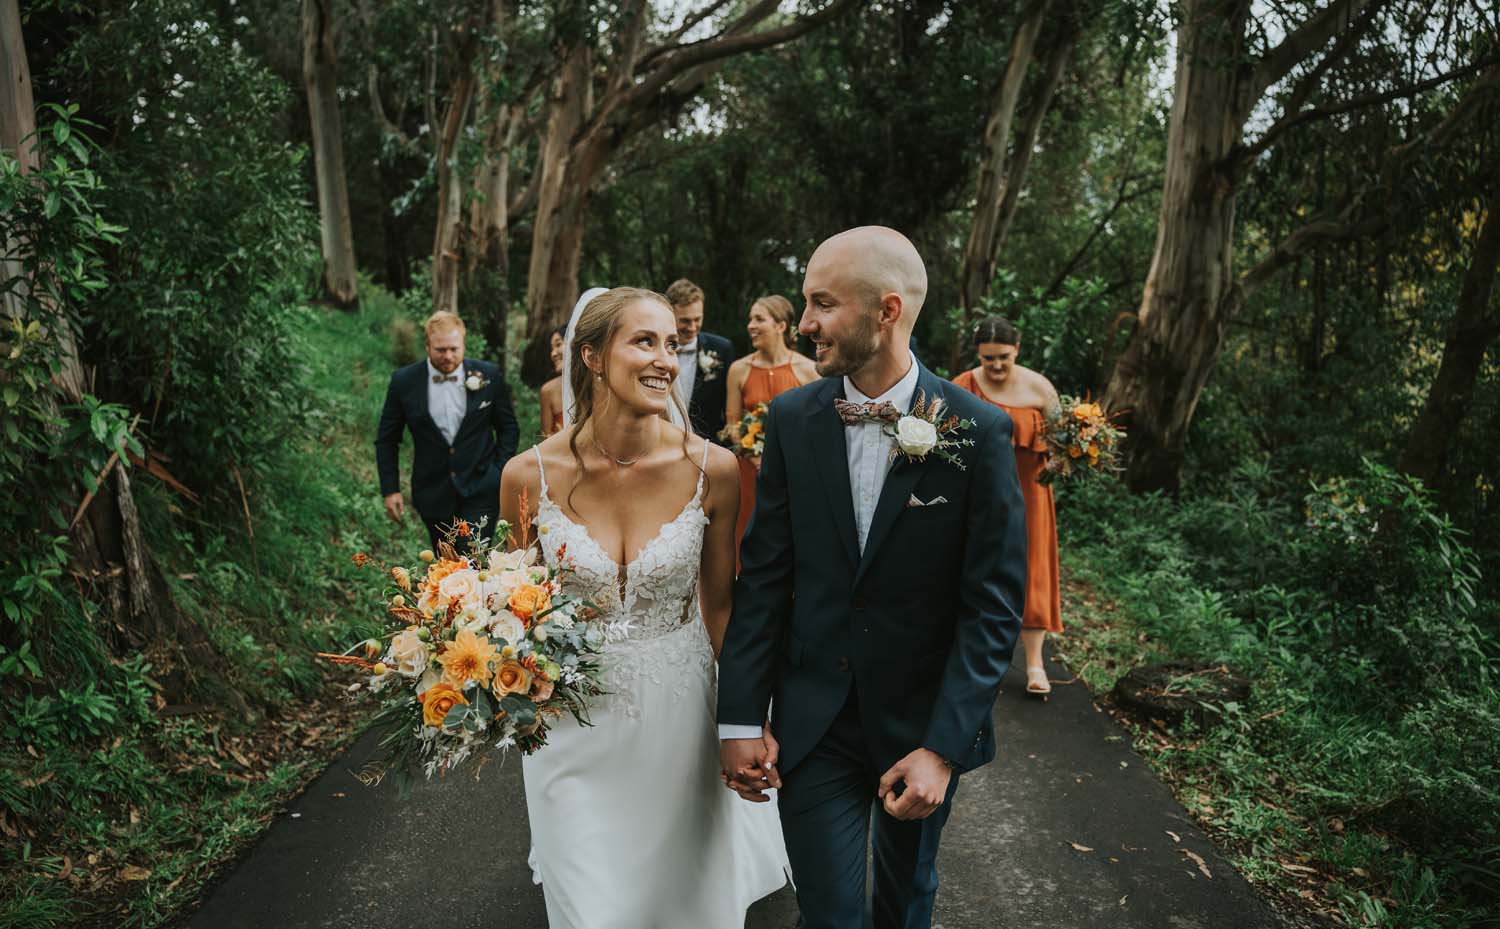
[
  {"x1": 375, "y1": 310, "x2": 519, "y2": 550},
  {"x1": 718, "y1": 227, "x2": 1027, "y2": 929}
]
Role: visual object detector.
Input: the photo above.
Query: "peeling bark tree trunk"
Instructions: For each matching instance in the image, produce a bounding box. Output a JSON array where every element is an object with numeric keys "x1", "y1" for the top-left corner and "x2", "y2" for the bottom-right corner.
[
  {"x1": 302, "y1": 0, "x2": 359, "y2": 310},
  {"x1": 1102, "y1": 0, "x2": 1375, "y2": 492},
  {"x1": 2, "y1": 0, "x2": 251, "y2": 717},
  {"x1": 1398, "y1": 164, "x2": 1500, "y2": 486}
]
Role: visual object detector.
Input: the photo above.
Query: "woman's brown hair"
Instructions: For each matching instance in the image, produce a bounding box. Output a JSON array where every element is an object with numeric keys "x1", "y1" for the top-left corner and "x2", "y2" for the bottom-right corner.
[{"x1": 751, "y1": 295, "x2": 797, "y2": 349}]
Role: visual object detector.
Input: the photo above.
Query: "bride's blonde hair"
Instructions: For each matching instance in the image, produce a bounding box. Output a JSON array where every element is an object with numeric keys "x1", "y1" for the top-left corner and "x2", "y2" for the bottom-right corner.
[{"x1": 565, "y1": 287, "x2": 700, "y2": 511}]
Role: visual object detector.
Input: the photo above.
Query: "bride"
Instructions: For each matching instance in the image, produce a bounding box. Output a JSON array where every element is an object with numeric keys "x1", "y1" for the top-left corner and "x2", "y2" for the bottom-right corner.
[{"x1": 498, "y1": 287, "x2": 789, "y2": 928}]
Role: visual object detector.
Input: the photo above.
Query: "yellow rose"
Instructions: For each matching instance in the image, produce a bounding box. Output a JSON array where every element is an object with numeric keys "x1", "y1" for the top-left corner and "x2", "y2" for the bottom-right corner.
[
  {"x1": 492, "y1": 659, "x2": 534, "y2": 698},
  {"x1": 508, "y1": 584, "x2": 552, "y2": 624},
  {"x1": 421, "y1": 682, "x2": 467, "y2": 727},
  {"x1": 741, "y1": 433, "x2": 757, "y2": 450}
]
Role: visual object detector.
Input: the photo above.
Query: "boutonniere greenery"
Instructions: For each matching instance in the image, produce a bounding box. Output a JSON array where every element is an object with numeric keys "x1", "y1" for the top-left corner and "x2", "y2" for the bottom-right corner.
[
  {"x1": 885, "y1": 391, "x2": 976, "y2": 469},
  {"x1": 699, "y1": 349, "x2": 722, "y2": 381},
  {"x1": 464, "y1": 369, "x2": 490, "y2": 392}
]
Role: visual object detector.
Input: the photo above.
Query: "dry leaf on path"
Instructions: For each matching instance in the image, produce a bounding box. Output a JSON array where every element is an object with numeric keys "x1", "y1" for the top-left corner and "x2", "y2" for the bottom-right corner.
[
  {"x1": 1166, "y1": 830, "x2": 1181, "y2": 843},
  {"x1": 1069, "y1": 841, "x2": 1095, "y2": 853},
  {"x1": 1179, "y1": 849, "x2": 1212, "y2": 879},
  {"x1": 120, "y1": 865, "x2": 152, "y2": 881}
]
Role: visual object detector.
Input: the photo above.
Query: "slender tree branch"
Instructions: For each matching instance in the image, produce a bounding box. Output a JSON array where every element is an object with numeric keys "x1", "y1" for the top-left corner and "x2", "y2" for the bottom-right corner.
[
  {"x1": 644, "y1": 0, "x2": 736, "y2": 66},
  {"x1": 1250, "y1": 0, "x2": 1375, "y2": 102}
]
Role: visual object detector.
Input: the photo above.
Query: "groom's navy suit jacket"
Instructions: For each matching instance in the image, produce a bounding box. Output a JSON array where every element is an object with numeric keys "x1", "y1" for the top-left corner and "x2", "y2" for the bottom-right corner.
[
  {"x1": 717, "y1": 362, "x2": 1027, "y2": 777},
  {"x1": 375, "y1": 359, "x2": 519, "y2": 520}
]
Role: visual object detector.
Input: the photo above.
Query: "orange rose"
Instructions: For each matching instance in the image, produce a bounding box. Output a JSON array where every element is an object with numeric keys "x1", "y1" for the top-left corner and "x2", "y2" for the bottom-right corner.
[
  {"x1": 1068, "y1": 445, "x2": 1083, "y2": 459},
  {"x1": 741, "y1": 433, "x2": 757, "y2": 450},
  {"x1": 508, "y1": 584, "x2": 552, "y2": 624},
  {"x1": 420, "y1": 682, "x2": 468, "y2": 727},
  {"x1": 492, "y1": 659, "x2": 533, "y2": 698}
]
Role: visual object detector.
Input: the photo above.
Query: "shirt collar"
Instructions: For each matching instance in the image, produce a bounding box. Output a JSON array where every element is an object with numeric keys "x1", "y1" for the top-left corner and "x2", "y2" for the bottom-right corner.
[
  {"x1": 843, "y1": 352, "x2": 919, "y2": 413},
  {"x1": 678, "y1": 340, "x2": 699, "y2": 354},
  {"x1": 427, "y1": 360, "x2": 463, "y2": 381}
]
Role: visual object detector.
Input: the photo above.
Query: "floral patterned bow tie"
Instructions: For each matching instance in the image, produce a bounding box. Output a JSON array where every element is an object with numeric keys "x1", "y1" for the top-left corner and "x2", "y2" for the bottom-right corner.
[
  {"x1": 432, "y1": 374, "x2": 458, "y2": 383},
  {"x1": 834, "y1": 398, "x2": 901, "y2": 425}
]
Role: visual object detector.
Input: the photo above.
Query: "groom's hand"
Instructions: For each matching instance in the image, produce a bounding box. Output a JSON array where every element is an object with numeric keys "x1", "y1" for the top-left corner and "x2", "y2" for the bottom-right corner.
[
  {"x1": 878, "y1": 748, "x2": 952, "y2": 821},
  {"x1": 720, "y1": 727, "x2": 781, "y2": 802},
  {"x1": 383, "y1": 492, "x2": 405, "y2": 523}
]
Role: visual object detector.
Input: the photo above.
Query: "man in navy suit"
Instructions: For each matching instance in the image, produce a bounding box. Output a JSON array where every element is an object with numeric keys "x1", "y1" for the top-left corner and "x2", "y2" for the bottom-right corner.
[
  {"x1": 665, "y1": 278, "x2": 734, "y2": 442},
  {"x1": 717, "y1": 227, "x2": 1027, "y2": 929},
  {"x1": 375, "y1": 311, "x2": 519, "y2": 550}
]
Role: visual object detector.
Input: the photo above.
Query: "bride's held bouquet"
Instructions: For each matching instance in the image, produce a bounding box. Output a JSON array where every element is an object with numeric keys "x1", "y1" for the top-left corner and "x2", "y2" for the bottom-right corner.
[
  {"x1": 721, "y1": 402, "x2": 769, "y2": 458},
  {"x1": 322, "y1": 494, "x2": 626, "y2": 785},
  {"x1": 1039, "y1": 395, "x2": 1125, "y2": 484}
]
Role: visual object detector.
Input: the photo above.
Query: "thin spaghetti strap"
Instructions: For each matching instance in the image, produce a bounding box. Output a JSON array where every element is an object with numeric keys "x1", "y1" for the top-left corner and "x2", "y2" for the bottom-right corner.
[
  {"x1": 531, "y1": 446, "x2": 549, "y2": 494},
  {"x1": 695, "y1": 437, "x2": 710, "y2": 498}
]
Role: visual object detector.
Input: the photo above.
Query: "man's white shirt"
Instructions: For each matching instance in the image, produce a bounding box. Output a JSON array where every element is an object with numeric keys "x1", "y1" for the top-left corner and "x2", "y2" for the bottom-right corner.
[
  {"x1": 718, "y1": 354, "x2": 919, "y2": 742},
  {"x1": 427, "y1": 360, "x2": 466, "y2": 446},
  {"x1": 677, "y1": 340, "x2": 699, "y2": 408}
]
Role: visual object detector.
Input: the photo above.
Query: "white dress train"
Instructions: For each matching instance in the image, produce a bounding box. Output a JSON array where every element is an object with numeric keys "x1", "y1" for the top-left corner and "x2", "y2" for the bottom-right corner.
[{"x1": 522, "y1": 442, "x2": 790, "y2": 928}]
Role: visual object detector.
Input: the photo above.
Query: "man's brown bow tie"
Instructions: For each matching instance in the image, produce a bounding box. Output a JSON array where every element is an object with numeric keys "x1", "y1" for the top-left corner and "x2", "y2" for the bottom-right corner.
[
  {"x1": 834, "y1": 398, "x2": 901, "y2": 425},
  {"x1": 432, "y1": 374, "x2": 458, "y2": 383}
]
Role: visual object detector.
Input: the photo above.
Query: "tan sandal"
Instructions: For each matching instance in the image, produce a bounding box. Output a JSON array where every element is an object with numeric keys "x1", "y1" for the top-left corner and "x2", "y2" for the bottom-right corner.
[{"x1": 1026, "y1": 667, "x2": 1052, "y2": 696}]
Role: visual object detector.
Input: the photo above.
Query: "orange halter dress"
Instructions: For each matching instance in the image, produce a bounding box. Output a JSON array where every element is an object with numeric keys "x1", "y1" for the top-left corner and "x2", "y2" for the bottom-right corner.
[{"x1": 735, "y1": 362, "x2": 805, "y2": 552}]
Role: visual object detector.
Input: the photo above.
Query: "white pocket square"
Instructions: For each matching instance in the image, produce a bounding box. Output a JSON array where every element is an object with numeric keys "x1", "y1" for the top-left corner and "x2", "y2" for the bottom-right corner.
[
  {"x1": 479, "y1": 400, "x2": 492, "y2": 409},
  {"x1": 906, "y1": 494, "x2": 948, "y2": 508}
]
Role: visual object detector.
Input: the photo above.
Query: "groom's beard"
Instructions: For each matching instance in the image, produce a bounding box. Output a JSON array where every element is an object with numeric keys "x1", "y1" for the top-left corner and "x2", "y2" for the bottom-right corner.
[{"x1": 816, "y1": 311, "x2": 880, "y2": 378}]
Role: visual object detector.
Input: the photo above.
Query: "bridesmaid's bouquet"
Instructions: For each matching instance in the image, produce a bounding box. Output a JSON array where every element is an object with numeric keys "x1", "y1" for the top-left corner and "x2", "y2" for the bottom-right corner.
[
  {"x1": 721, "y1": 402, "x2": 769, "y2": 458},
  {"x1": 1039, "y1": 395, "x2": 1125, "y2": 484},
  {"x1": 323, "y1": 495, "x2": 626, "y2": 786}
]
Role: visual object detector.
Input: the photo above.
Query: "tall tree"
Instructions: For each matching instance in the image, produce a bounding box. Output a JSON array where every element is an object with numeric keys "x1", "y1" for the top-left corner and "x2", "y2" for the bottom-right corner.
[
  {"x1": 518, "y1": 0, "x2": 862, "y2": 382},
  {"x1": 1103, "y1": 0, "x2": 1496, "y2": 491},
  {"x1": 302, "y1": 0, "x2": 360, "y2": 309},
  {"x1": 1399, "y1": 158, "x2": 1500, "y2": 486},
  {"x1": 955, "y1": 0, "x2": 1080, "y2": 369}
]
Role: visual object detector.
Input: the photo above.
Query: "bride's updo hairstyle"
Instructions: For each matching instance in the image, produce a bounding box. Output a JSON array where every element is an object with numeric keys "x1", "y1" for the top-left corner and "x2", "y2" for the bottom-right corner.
[{"x1": 565, "y1": 287, "x2": 697, "y2": 509}]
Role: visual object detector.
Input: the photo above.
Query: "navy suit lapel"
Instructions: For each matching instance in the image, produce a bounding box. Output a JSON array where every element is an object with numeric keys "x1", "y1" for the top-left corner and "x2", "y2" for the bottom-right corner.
[
  {"x1": 853, "y1": 364, "x2": 946, "y2": 588},
  {"x1": 807, "y1": 380, "x2": 860, "y2": 571}
]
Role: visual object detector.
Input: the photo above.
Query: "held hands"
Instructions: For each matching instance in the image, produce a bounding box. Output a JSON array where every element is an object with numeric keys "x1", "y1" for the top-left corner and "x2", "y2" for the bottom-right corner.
[
  {"x1": 877, "y1": 748, "x2": 952, "y2": 821},
  {"x1": 720, "y1": 724, "x2": 782, "y2": 803},
  {"x1": 383, "y1": 492, "x2": 405, "y2": 523}
]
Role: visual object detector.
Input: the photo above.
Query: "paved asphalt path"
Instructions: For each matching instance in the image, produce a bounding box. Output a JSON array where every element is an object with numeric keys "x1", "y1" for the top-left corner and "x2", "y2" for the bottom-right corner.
[{"x1": 179, "y1": 650, "x2": 1284, "y2": 929}]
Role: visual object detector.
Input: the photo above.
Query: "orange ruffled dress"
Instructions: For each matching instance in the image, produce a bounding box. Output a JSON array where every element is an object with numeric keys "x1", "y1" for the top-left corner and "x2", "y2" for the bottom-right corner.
[
  {"x1": 736, "y1": 363, "x2": 805, "y2": 551},
  {"x1": 952, "y1": 369, "x2": 1062, "y2": 632}
]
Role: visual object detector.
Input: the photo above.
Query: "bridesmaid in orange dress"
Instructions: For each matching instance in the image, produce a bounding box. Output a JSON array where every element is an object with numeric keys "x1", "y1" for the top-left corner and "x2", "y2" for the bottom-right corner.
[
  {"x1": 538, "y1": 326, "x2": 567, "y2": 436},
  {"x1": 725, "y1": 296, "x2": 819, "y2": 556},
  {"x1": 952, "y1": 316, "x2": 1062, "y2": 696}
]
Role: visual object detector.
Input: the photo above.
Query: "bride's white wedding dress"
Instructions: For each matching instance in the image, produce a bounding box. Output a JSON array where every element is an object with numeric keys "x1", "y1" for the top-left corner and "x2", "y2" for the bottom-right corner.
[{"x1": 522, "y1": 442, "x2": 790, "y2": 928}]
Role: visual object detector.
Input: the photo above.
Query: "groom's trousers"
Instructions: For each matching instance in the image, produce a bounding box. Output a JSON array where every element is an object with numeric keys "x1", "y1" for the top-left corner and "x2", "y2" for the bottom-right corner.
[
  {"x1": 778, "y1": 686, "x2": 959, "y2": 929},
  {"x1": 418, "y1": 492, "x2": 497, "y2": 554}
]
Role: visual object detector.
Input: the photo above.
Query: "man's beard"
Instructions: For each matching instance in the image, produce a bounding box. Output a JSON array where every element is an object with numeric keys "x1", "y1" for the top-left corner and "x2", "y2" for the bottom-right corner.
[{"x1": 816, "y1": 312, "x2": 879, "y2": 378}]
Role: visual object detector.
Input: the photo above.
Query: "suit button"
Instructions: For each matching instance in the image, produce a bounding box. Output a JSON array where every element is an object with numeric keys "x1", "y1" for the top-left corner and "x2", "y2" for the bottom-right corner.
[
  {"x1": 853, "y1": 597, "x2": 866, "y2": 611},
  {"x1": 449, "y1": 448, "x2": 455, "y2": 456},
  {"x1": 449, "y1": 470, "x2": 456, "y2": 477},
  {"x1": 837, "y1": 656, "x2": 850, "y2": 672}
]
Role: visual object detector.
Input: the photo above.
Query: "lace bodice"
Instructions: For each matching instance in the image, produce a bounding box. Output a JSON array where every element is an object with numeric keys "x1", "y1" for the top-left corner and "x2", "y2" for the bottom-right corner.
[{"x1": 532, "y1": 444, "x2": 715, "y2": 716}]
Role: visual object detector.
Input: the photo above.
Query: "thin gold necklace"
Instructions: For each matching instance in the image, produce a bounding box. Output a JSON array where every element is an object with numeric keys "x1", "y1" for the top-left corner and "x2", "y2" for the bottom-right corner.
[{"x1": 590, "y1": 433, "x2": 643, "y2": 467}]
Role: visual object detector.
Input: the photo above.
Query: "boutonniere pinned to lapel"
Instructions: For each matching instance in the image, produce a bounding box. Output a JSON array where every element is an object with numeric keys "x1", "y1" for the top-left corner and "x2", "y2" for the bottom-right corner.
[
  {"x1": 464, "y1": 369, "x2": 490, "y2": 392},
  {"x1": 698, "y1": 349, "x2": 722, "y2": 381},
  {"x1": 885, "y1": 391, "x2": 976, "y2": 469}
]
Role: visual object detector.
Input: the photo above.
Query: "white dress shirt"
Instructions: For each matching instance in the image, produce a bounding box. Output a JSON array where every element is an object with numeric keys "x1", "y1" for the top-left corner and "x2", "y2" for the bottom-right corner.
[
  {"x1": 677, "y1": 340, "x2": 699, "y2": 407},
  {"x1": 427, "y1": 360, "x2": 467, "y2": 446},
  {"x1": 719, "y1": 353, "x2": 919, "y2": 742}
]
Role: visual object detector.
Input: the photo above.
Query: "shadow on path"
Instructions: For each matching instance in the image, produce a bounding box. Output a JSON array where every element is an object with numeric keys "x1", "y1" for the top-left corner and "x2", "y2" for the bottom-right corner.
[{"x1": 180, "y1": 651, "x2": 1282, "y2": 929}]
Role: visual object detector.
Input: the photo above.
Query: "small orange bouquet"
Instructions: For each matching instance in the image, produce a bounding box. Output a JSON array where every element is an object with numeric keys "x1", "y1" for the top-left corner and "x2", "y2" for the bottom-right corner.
[
  {"x1": 323, "y1": 502, "x2": 624, "y2": 786},
  {"x1": 1039, "y1": 395, "x2": 1124, "y2": 484},
  {"x1": 721, "y1": 402, "x2": 769, "y2": 459}
]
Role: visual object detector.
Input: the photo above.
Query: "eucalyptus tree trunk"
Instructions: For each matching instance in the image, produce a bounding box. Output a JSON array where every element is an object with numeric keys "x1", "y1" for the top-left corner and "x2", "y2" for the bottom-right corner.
[
  {"x1": 1103, "y1": 0, "x2": 1376, "y2": 492},
  {"x1": 519, "y1": 0, "x2": 862, "y2": 383},
  {"x1": 1398, "y1": 163, "x2": 1500, "y2": 487},
  {"x1": 302, "y1": 0, "x2": 359, "y2": 309}
]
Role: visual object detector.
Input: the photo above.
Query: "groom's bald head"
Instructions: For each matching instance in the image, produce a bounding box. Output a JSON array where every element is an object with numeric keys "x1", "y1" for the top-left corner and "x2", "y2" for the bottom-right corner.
[{"x1": 808, "y1": 226, "x2": 928, "y2": 333}]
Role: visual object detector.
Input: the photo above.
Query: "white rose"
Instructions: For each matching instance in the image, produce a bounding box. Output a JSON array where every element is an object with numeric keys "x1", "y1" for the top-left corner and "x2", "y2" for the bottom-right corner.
[
  {"x1": 389, "y1": 629, "x2": 430, "y2": 677},
  {"x1": 487, "y1": 548, "x2": 535, "y2": 573},
  {"x1": 894, "y1": 416, "x2": 939, "y2": 458},
  {"x1": 465, "y1": 373, "x2": 483, "y2": 391},
  {"x1": 437, "y1": 568, "x2": 482, "y2": 610},
  {"x1": 487, "y1": 612, "x2": 526, "y2": 647}
]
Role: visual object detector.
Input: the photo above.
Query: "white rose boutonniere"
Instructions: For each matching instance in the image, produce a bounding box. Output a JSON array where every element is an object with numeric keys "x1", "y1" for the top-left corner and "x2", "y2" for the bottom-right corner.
[
  {"x1": 465, "y1": 369, "x2": 490, "y2": 391},
  {"x1": 699, "y1": 349, "x2": 722, "y2": 381},
  {"x1": 884, "y1": 391, "x2": 976, "y2": 468}
]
